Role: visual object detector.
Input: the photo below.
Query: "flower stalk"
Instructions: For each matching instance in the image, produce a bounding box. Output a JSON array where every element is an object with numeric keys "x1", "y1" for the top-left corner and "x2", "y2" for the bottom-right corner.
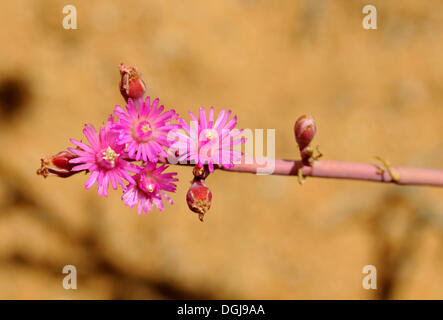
[
  {"x1": 219, "y1": 158, "x2": 443, "y2": 187},
  {"x1": 36, "y1": 63, "x2": 443, "y2": 221}
]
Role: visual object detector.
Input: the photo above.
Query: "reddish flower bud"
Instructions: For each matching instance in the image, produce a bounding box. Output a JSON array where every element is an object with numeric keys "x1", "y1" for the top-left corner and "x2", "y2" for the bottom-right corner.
[
  {"x1": 186, "y1": 180, "x2": 212, "y2": 222},
  {"x1": 36, "y1": 150, "x2": 77, "y2": 178},
  {"x1": 294, "y1": 115, "x2": 317, "y2": 151},
  {"x1": 119, "y1": 63, "x2": 147, "y2": 102}
]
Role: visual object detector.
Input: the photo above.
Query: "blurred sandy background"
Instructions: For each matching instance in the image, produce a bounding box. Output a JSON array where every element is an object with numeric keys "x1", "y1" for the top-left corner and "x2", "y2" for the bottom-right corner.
[{"x1": 0, "y1": 0, "x2": 442, "y2": 299}]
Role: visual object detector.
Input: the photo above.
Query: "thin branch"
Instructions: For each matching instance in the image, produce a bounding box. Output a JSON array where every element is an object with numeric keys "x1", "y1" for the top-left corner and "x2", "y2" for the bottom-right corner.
[
  {"x1": 217, "y1": 158, "x2": 443, "y2": 187},
  {"x1": 38, "y1": 155, "x2": 443, "y2": 187}
]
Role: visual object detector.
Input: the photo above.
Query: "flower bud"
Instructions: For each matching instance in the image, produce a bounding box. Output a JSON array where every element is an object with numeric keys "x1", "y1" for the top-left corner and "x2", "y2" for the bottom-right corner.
[
  {"x1": 186, "y1": 180, "x2": 212, "y2": 222},
  {"x1": 119, "y1": 63, "x2": 146, "y2": 102},
  {"x1": 36, "y1": 150, "x2": 77, "y2": 178},
  {"x1": 294, "y1": 115, "x2": 316, "y2": 151}
]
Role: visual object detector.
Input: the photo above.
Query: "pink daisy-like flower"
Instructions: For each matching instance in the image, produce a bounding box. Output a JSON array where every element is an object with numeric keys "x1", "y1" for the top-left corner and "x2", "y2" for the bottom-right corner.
[
  {"x1": 68, "y1": 115, "x2": 138, "y2": 197},
  {"x1": 122, "y1": 162, "x2": 178, "y2": 214},
  {"x1": 113, "y1": 97, "x2": 179, "y2": 163},
  {"x1": 173, "y1": 107, "x2": 246, "y2": 172}
]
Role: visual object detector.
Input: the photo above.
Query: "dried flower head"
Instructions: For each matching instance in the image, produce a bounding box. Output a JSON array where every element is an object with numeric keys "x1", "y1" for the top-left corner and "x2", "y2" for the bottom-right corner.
[
  {"x1": 36, "y1": 150, "x2": 77, "y2": 178},
  {"x1": 119, "y1": 63, "x2": 146, "y2": 102},
  {"x1": 186, "y1": 179, "x2": 212, "y2": 222}
]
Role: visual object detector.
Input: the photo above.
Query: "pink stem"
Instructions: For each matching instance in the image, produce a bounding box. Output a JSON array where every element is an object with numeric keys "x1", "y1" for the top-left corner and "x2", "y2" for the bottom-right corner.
[
  {"x1": 47, "y1": 157, "x2": 442, "y2": 187},
  {"x1": 218, "y1": 158, "x2": 443, "y2": 187}
]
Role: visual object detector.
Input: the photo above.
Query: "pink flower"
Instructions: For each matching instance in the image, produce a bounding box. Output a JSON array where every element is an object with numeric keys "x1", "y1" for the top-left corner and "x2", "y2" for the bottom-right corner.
[
  {"x1": 122, "y1": 162, "x2": 178, "y2": 214},
  {"x1": 68, "y1": 116, "x2": 138, "y2": 197},
  {"x1": 174, "y1": 107, "x2": 245, "y2": 172},
  {"x1": 113, "y1": 97, "x2": 179, "y2": 163}
]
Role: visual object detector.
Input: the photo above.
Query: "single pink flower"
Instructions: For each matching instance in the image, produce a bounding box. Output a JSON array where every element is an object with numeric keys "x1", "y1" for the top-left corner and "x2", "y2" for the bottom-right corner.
[
  {"x1": 68, "y1": 115, "x2": 138, "y2": 197},
  {"x1": 113, "y1": 97, "x2": 179, "y2": 163},
  {"x1": 174, "y1": 107, "x2": 245, "y2": 172},
  {"x1": 122, "y1": 162, "x2": 178, "y2": 214}
]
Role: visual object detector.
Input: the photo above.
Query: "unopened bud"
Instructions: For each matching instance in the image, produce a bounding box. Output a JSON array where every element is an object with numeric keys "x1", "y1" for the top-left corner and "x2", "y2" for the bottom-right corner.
[
  {"x1": 36, "y1": 150, "x2": 77, "y2": 178},
  {"x1": 119, "y1": 63, "x2": 146, "y2": 102},
  {"x1": 294, "y1": 115, "x2": 316, "y2": 150},
  {"x1": 186, "y1": 180, "x2": 212, "y2": 222}
]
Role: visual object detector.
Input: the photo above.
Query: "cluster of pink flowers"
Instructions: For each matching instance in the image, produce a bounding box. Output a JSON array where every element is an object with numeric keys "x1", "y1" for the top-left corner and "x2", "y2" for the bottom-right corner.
[{"x1": 68, "y1": 96, "x2": 245, "y2": 214}]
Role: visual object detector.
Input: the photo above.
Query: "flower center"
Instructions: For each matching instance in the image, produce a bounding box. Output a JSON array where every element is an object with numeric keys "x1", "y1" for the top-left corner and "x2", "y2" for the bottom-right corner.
[
  {"x1": 142, "y1": 123, "x2": 151, "y2": 133},
  {"x1": 198, "y1": 129, "x2": 219, "y2": 159},
  {"x1": 146, "y1": 183, "x2": 155, "y2": 193},
  {"x1": 102, "y1": 146, "x2": 119, "y2": 168},
  {"x1": 139, "y1": 175, "x2": 158, "y2": 194},
  {"x1": 133, "y1": 120, "x2": 153, "y2": 142},
  {"x1": 205, "y1": 129, "x2": 217, "y2": 140}
]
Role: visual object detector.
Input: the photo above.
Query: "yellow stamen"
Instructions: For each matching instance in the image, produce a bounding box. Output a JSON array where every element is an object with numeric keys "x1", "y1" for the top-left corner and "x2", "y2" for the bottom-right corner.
[
  {"x1": 205, "y1": 129, "x2": 217, "y2": 140},
  {"x1": 147, "y1": 183, "x2": 154, "y2": 192},
  {"x1": 102, "y1": 146, "x2": 119, "y2": 167},
  {"x1": 141, "y1": 123, "x2": 151, "y2": 134}
]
